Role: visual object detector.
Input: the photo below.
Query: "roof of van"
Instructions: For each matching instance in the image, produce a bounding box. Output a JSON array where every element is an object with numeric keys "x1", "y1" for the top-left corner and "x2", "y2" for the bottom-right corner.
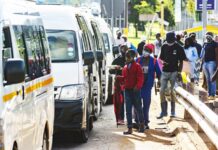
[
  {"x1": 37, "y1": 5, "x2": 80, "y2": 31},
  {"x1": 0, "y1": 0, "x2": 43, "y2": 26}
]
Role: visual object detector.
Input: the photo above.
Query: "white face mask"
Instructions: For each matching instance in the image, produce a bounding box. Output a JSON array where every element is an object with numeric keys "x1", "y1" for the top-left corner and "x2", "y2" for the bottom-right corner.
[{"x1": 143, "y1": 51, "x2": 150, "y2": 57}]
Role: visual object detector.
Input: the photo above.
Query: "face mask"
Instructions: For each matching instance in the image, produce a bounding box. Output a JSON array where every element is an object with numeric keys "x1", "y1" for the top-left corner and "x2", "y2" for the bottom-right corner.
[{"x1": 143, "y1": 51, "x2": 150, "y2": 57}]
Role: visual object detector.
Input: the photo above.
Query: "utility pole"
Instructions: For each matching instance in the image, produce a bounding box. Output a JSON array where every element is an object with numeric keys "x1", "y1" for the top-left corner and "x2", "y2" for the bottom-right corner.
[
  {"x1": 111, "y1": 0, "x2": 114, "y2": 34},
  {"x1": 123, "y1": 0, "x2": 128, "y2": 36},
  {"x1": 202, "y1": 0, "x2": 207, "y2": 42},
  {"x1": 160, "y1": 0, "x2": 164, "y2": 36}
]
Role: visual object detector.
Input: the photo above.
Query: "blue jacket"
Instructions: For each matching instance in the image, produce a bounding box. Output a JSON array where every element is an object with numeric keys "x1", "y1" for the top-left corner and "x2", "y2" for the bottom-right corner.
[{"x1": 136, "y1": 56, "x2": 161, "y2": 91}]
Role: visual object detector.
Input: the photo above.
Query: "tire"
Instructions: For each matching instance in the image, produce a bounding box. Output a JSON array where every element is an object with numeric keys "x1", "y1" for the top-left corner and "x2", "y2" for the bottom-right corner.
[
  {"x1": 42, "y1": 130, "x2": 49, "y2": 150},
  {"x1": 13, "y1": 144, "x2": 18, "y2": 150},
  {"x1": 89, "y1": 116, "x2": 93, "y2": 131},
  {"x1": 78, "y1": 114, "x2": 89, "y2": 143}
]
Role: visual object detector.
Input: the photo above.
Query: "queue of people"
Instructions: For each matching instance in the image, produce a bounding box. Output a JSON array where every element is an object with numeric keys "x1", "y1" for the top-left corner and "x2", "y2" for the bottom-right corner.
[{"x1": 111, "y1": 30, "x2": 218, "y2": 135}]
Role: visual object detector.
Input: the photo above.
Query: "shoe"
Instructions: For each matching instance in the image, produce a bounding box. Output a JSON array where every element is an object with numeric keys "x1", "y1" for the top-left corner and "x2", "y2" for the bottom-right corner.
[
  {"x1": 144, "y1": 125, "x2": 149, "y2": 129},
  {"x1": 123, "y1": 128, "x2": 132, "y2": 135},
  {"x1": 117, "y1": 120, "x2": 125, "y2": 125},
  {"x1": 132, "y1": 122, "x2": 139, "y2": 129},
  {"x1": 208, "y1": 96, "x2": 216, "y2": 100},
  {"x1": 138, "y1": 123, "x2": 145, "y2": 133}
]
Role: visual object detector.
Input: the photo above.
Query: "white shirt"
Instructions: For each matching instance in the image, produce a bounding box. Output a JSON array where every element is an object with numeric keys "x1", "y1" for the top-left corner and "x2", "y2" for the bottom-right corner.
[{"x1": 154, "y1": 39, "x2": 162, "y2": 56}]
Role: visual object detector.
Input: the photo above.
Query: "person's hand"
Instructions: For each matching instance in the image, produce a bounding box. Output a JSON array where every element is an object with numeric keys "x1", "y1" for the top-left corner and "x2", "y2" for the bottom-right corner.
[
  {"x1": 212, "y1": 69, "x2": 218, "y2": 82},
  {"x1": 133, "y1": 87, "x2": 139, "y2": 92},
  {"x1": 177, "y1": 72, "x2": 182, "y2": 82},
  {"x1": 115, "y1": 65, "x2": 122, "y2": 70}
]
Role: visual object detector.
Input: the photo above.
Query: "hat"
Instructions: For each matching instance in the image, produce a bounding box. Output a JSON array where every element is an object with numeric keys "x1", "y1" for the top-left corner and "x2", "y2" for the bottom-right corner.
[
  {"x1": 141, "y1": 36, "x2": 146, "y2": 42},
  {"x1": 166, "y1": 32, "x2": 176, "y2": 44},
  {"x1": 144, "y1": 44, "x2": 154, "y2": 52}
]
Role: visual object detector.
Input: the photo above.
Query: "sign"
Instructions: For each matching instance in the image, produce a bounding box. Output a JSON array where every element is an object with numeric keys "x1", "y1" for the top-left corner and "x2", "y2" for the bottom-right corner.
[
  {"x1": 175, "y1": 0, "x2": 181, "y2": 22},
  {"x1": 139, "y1": 14, "x2": 157, "y2": 21},
  {"x1": 196, "y1": 0, "x2": 215, "y2": 10}
]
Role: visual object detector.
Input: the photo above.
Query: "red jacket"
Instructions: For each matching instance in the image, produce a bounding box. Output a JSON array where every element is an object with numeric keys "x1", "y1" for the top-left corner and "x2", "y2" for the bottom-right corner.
[{"x1": 117, "y1": 61, "x2": 144, "y2": 90}]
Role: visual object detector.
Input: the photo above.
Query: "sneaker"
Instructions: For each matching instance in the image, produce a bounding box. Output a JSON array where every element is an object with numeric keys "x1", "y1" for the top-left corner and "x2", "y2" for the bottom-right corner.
[
  {"x1": 144, "y1": 125, "x2": 150, "y2": 130},
  {"x1": 117, "y1": 120, "x2": 125, "y2": 125},
  {"x1": 208, "y1": 96, "x2": 216, "y2": 100}
]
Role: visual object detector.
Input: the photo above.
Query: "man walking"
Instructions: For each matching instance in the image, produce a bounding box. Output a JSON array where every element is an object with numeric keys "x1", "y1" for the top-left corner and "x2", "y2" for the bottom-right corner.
[
  {"x1": 158, "y1": 32, "x2": 186, "y2": 118},
  {"x1": 117, "y1": 50, "x2": 145, "y2": 134}
]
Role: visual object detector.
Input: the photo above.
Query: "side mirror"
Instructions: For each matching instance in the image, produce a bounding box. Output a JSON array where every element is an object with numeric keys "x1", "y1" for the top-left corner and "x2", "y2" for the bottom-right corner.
[
  {"x1": 96, "y1": 51, "x2": 104, "y2": 62},
  {"x1": 4, "y1": 59, "x2": 25, "y2": 85},
  {"x1": 82, "y1": 51, "x2": 95, "y2": 66},
  {"x1": 112, "y1": 46, "x2": 119, "y2": 55}
]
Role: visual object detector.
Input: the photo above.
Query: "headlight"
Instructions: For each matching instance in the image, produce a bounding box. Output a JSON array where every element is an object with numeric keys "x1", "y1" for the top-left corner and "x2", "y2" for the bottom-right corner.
[{"x1": 59, "y1": 84, "x2": 85, "y2": 100}]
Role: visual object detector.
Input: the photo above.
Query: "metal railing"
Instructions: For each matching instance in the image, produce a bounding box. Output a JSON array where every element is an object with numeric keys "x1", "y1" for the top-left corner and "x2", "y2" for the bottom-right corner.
[{"x1": 175, "y1": 86, "x2": 218, "y2": 149}]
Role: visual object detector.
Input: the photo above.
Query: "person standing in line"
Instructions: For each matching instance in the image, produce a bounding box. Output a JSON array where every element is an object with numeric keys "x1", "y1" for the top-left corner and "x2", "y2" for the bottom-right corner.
[
  {"x1": 137, "y1": 36, "x2": 146, "y2": 56},
  {"x1": 176, "y1": 34, "x2": 184, "y2": 47},
  {"x1": 116, "y1": 50, "x2": 145, "y2": 134},
  {"x1": 109, "y1": 44, "x2": 129, "y2": 125},
  {"x1": 201, "y1": 32, "x2": 218, "y2": 100},
  {"x1": 158, "y1": 32, "x2": 186, "y2": 119},
  {"x1": 154, "y1": 33, "x2": 162, "y2": 58},
  {"x1": 183, "y1": 37, "x2": 198, "y2": 82},
  {"x1": 115, "y1": 31, "x2": 125, "y2": 46},
  {"x1": 135, "y1": 44, "x2": 161, "y2": 129}
]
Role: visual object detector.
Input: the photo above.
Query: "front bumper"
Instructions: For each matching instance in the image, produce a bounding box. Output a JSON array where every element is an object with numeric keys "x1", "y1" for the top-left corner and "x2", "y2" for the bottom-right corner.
[{"x1": 54, "y1": 99, "x2": 85, "y2": 132}]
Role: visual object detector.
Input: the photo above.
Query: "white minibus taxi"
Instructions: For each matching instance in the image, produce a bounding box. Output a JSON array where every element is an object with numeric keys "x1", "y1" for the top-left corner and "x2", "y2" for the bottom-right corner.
[
  {"x1": 0, "y1": 0, "x2": 54, "y2": 150},
  {"x1": 38, "y1": 5, "x2": 95, "y2": 142}
]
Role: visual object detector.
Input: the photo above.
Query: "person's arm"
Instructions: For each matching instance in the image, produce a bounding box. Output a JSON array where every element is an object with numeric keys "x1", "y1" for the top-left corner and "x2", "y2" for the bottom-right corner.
[
  {"x1": 178, "y1": 46, "x2": 187, "y2": 72},
  {"x1": 155, "y1": 59, "x2": 161, "y2": 79},
  {"x1": 135, "y1": 64, "x2": 144, "y2": 90}
]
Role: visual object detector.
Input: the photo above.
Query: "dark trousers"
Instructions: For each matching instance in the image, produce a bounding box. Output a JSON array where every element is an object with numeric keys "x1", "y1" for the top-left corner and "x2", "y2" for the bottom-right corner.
[{"x1": 124, "y1": 89, "x2": 144, "y2": 128}]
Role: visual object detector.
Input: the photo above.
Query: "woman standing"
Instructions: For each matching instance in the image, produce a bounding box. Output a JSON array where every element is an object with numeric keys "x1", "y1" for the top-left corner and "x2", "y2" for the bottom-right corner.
[{"x1": 183, "y1": 37, "x2": 198, "y2": 82}]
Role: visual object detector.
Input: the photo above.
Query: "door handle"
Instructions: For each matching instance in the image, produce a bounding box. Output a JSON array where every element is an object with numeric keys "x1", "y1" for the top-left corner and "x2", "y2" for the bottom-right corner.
[{"x1": 22, "y1": 85, "x2": 25, "y2": 100}]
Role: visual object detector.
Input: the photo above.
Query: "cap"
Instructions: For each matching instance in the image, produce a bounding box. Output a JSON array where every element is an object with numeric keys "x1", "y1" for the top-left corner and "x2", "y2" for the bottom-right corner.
[
  {"x1": 166, "y1": 32, "x2": 176, "y2": 44},
  {"x1": 144, "y1": 44, "x2": 154, "y2": 52}
]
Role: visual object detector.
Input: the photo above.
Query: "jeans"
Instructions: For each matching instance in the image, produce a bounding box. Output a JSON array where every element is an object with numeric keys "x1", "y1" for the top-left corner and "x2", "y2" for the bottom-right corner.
[
  {"x1": 203, "y1": 61, "x2": 217, "y2": 96},
  {"x1": 124, "y1": 89, "x2": 144, "y2": 128},
  {"x1": 160, "y1": 71, "x2": 177, "y2": 103}
]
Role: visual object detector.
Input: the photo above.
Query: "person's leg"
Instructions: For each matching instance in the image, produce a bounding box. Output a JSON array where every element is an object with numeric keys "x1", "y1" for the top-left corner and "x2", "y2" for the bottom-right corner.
[
  {"x1": 207, "y1": 61, "x2": 217, "y2": 97},
  {"x1": 169, "y1": 72, "x2": 178, "y2": 117},
  {"x1": 142, "y1": 89, "x2": 151, "y2": 127},
  {"x1": 120, "y1": 91, "x2": 125, "y2": 121},
  {"x1": 158, "y1": 72, "x2": 169, "y2": 118},
  {"x1": 124, "y1": 90, "x2": 133, "y2": 134},
  {"x1": 133, "y1": 90, "x2": 144, "y2": 132},
  {"x1": 203, "y1": 63, "x2": 211, "y2": 96}
]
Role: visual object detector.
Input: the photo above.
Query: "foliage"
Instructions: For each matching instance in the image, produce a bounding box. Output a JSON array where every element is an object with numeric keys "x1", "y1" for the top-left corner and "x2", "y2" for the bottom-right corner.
[
  {"x1": 186, "y1": 0, "x2": 195, "y2": 16},
  {"x1": 134, "y1": 1, "x2": 154, "y2": 14}
]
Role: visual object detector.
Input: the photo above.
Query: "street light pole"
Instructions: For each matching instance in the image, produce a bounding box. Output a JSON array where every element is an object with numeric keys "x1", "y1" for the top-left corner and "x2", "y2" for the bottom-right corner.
[
  {"x1": 160, "y1": 0, "x2": 164, "y2": 36},
  {"x1": 202, "y1": 0, "x2": 207, "y2": 42}
]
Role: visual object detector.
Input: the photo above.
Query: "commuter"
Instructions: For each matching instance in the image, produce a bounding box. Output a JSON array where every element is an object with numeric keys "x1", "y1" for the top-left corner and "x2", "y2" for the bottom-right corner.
[
  {"x1": 183, "y1": 37, "x2": 198, "y2": 82},
  {"x1": 189, "y1": 33, "x2": 202, "y2": 57},
  {"x1": 137, "y1": 36, "x2": 146, "y2": 56},
  {"x1": 201, "y1": 32, "x2": 218, "y2": 100},
  {"x1": 154, "y1": 33, "x2": 162, "y2": 58},
  {"x1": 115, "y1": 31, "x2": 125, "y2": 46},
  {"x1": 176, "y1": 34, "x2": 184, "y2": 46},
  {"x1": 122, "y1": 36, "x2": 137, "y2": 55},
  {"x1": 135, "y1": 44, "x2": 161, "y2": 129},
  {"x1": 215, "y1": 35, "x2": 218, "y2": 42},
  {"x1": 109, "y1": 44, "x2": 129, "y2": 125},
  {"x1": 158, "y1": 32, "x2": 186, "y2": 118},
  {"x1": 189, "y1": 33, "x2": 202, "y2": 84},
  {"x1": 116, "y1": 50, "x2": 145, "y2": 134}
]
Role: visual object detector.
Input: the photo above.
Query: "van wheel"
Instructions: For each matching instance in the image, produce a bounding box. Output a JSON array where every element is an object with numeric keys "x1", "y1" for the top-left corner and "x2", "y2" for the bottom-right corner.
[
  {"x1": 78, "y1": 114, "x2": 89, "y2": 143},
  {"x1": 42, "y1": 130, "x2": 49, "y2": 150},
  {"x1": 13, "y1": 143, "x2": 18, "y2": 150},
  {"x1": 89, "y1": 116, "x2": 93, "y2": 131}
]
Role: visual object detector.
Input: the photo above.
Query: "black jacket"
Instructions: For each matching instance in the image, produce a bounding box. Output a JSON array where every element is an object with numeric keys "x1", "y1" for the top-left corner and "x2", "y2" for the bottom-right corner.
[
  {"x1": 137, "y1": 41, "x2": 145, "y2": 56},
  {"x1": 109, "y1": 55, "x2": 126, "y2": 75}
]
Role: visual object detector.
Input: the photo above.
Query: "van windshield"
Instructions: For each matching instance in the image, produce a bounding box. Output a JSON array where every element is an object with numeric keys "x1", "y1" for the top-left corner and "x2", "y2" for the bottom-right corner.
[
  {"x1": 46, "y1": 30, "x2": 78, "y2": 62},
  {"x1": 103, "y1": 33, "x2": 110, "y2": 53}
]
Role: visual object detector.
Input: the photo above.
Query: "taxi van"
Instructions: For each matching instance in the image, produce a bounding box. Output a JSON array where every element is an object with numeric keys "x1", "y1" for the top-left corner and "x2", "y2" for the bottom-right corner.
[
  {"x1": 0, "y1": 0, "x2": 54, "y2": 149},
  {"x1": 38, "y1": 5, "x2": 95, "y2": 142}
]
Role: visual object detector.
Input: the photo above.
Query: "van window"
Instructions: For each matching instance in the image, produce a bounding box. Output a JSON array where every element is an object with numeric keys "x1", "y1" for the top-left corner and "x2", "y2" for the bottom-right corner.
[
  {"x1": 13, "y1": 25, "x2": 50, "y2": 80},
  {"x1": 91, "y1": 22, "x2": 104, "y2": 52},
  {"x1": 47, "y1": 30, "x2": 78, "y2": 62},
  {"x1": 2, "y1": 27, "x2": 13, "y2": 82},
  {"x1": 2, "y1": 27, "x2": 13, "y2": 66},
  {"x1": 103, "y1": 33, "x2": 110, "y2": 53}
]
